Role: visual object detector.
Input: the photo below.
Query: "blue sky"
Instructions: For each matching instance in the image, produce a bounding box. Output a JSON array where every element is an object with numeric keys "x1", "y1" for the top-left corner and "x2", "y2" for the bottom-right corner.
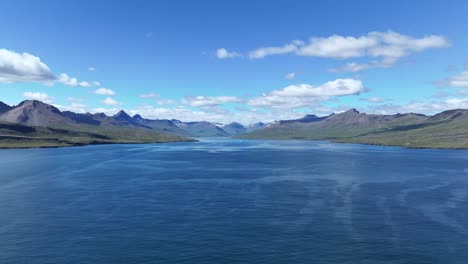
[{"x1": 1, "y1": 0, "x2": 468, "y2": 124}]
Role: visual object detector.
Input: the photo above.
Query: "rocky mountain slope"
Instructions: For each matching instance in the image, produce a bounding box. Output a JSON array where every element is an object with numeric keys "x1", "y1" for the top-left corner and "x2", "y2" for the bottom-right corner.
[{"x1": 239, "y1": 109, "x2": 468, "y2": 149}]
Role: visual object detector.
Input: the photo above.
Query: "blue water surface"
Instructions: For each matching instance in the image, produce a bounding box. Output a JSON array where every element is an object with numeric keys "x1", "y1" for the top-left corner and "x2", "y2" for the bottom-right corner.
[{"x1": 1, "y1": 138, "x2": 468, "y2": 264}]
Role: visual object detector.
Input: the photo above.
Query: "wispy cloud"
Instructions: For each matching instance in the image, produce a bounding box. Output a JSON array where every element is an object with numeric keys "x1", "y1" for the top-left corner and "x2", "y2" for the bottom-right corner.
[
  {"x1": 23, "y1": 92, "x2": 54, "y2": 104},
  {"x1": 442, "y1": 70, "x2": 468, "y2": 88},
  {"x1": 220, "y1": 31, "x2": 448, "y2": 72},
  {"x1": 216, "y1": 48, "x2": 241, "y2": 59},
  {"x1": 140, "y1": 93, "x2": 160, "y2": 99},
  {"x1": 367, "y1": 97, "x2": 468, "y2": 115},
  {"x1": 284, "y1": 72, "x2": 296, "y2": 80},
  {"x1": 182, "y1": 96, "x2": 243, "y2": 108},
  {"x1": 360, "y1": 97, "x2": 386, "y2": 103},
  {"x1": 249, "y1": 41, "x2": 302, "y2": 59},
  {"x1": 94, "y1": 88, "x2": 116, "y2": 96},
  {"x1": 102, "y1": 97, "x2": 120, "y2": 106}
]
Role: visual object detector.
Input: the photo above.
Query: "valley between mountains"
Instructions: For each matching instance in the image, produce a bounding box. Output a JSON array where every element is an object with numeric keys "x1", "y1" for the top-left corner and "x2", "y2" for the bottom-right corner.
[{"x1": 1, "y1": 100, "x2": 468, "y2": 149}]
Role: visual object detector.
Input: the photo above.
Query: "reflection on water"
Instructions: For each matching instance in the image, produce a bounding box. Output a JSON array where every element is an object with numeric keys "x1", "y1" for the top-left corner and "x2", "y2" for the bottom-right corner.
[{"x1": 1, "y1": 138, "x2": 468, "y2": 263}]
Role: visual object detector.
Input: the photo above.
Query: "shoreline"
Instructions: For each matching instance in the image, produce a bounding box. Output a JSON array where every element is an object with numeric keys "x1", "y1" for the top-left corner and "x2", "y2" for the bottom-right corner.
[
  {"x1": 0, "y1": 138, "x2": 198, "y2": 150},
  {"x1": 235, "y1": 137, "x2": 468, "y2": 150}
]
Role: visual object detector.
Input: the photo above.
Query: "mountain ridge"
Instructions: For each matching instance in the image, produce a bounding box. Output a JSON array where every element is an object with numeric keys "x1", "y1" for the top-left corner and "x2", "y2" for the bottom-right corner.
[
  {"x1": 239, "y1": 109, "x2": 468, "y2": 149},
  {"x1": 2, "y1": 99, "x2": 468, "y2": 149}
]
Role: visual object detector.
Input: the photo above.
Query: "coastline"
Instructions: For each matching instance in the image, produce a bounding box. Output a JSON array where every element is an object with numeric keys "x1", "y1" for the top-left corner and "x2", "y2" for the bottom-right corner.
[
  {"x1": 235, "y1": 136, "x2": 468, "y2": 150},
  {"x1": 0, "y1": 137, "x2": 197, "y2": 149}
]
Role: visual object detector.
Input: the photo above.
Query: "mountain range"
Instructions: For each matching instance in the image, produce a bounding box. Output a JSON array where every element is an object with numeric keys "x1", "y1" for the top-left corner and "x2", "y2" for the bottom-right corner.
[
  {"x1": 1, "y1": 99, "x2": 467, "y2": 149},
  {"x1": 239, "y1": 108, "x2": 468, "y2": 149},
  {"x1": 0, "y1": 100, "x2": 266, "y2": 148}
]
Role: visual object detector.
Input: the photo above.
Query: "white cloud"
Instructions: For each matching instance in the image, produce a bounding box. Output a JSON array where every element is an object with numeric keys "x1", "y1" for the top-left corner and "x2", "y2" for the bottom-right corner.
[
  {"x1": 248, "y1": 79, "x2": 365, "y2": 109},
  {"x1": 58, "y1": 73, "x2": 93, "y2": 87},
  {"x1": 79, "y1": 81, "x2": 92, "y2": 87},
  {"x1": 94, "y1": 88, "x2": 116, "y2": 96},
  {"x1": 329, "y1": 62, "x2": 377, "y2": 72},
  {"x1": 102, "y1": 97, "x2": 120, "y2": 106},
  {"x1": 362, "y1": 97, "x2": 385, "y2": 103},
  {"x1": 88, "y1": 67, "x2": 96, "y2": 71},
  {"x1": 23, "y1": 92, "x2": 54, "y2": 104},
  {"x1": 216, "y1": 48, "x2": 241, "y2": 59},
  {"x1": 181, "y1": 96, "x2": 243, "y2": 107},
  {"x1": 249, "y1": 42, "x2": 300, "y2": 59},
  {"x1": 285, "y1": 72, "x2": 296, "y2": 80},
  {"x1": 92, "y1": 81, "x2": 101, "y2": 86},
  {"x1": 297, "y1": 35, "x2": 376, "y2": 59},
  {"x1": 0, "y1": 49, "x2": 56, "y2": 83},
  {"x1": 444, "y1": 71, "x2": 468, "y2": 88},
  {"x1": 156, "y1": 99, "x2": 176, "y2": 105},
  {"x1": 368, "y1": 97, "x2": 468, "y2": 115},
  {"x1": 55, "y1": 102, "x2": 88, "y2": 113},
  {"x1": 140, "y1": 93, "x2": 160, "y2": 98},
  {"x1": 271, "y1": 79, "x2": 364, "y2": 97},
  {"x1": 246, "y1": 31, "x2": 448, "y2": 71}
]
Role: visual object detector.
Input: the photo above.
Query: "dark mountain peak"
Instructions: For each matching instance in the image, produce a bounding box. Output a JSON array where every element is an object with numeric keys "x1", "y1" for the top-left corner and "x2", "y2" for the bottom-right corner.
[
  {"x1": 62, "y1": 111, "x2": 101, "y2": 125},
  {"x1": 297, "y1": 114, "x2": 326, "y2": 123},
  {"x1": 246, "y1": 122, "x2": 267, "y2": 132},
  {"x1": 13, "y1": 100, "x2": 62, "y2": 115},
  {"x1": 226, "y1": 122, "x2": 245, "y2": 128},
  {"x1": 222, "y1": 122, "x2": 247, "y2": 135},
  {"x1": 0, "y1": 101, "x2": 12, "y2": 114},
  {"x1": 93, "y1": 113, "x2": 108, "y2": 118},
  {"x1": 301, "y1": 114, "x2": 318, "y2": 119},
  {"x1": 113, "y1": 110, "x2": 132, "y2": 120},
  {"x1": 17, "y1": 100, "x2": 61, "y2": 114},
  {"x1": 278, "y1": 114, "x2": 326, "y2": 124},
  {"x1": 428, "y1": 108, "x2": 468, "y2": 122},
  {"x1": 133, "y1": 114, "x2": 143, "y2": 120},
  {"x1": 344, "y1": 108, "x2": 360, "y2": 114},
  {"x1": 0, "y1": 100, "x2": 75, "y2": 127}
]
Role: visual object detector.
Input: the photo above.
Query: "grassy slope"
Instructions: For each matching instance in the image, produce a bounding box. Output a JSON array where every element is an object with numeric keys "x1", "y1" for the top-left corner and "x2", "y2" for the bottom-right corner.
[
  {"x1": 239, "y1": 115, "x2": 468, "y2": 149},
  {"x1": 339, "y1": 118, "x2": 468, "y2": 149},
  {"x1": 0, "y1": 122, "x2": 194, "y2": 148}
]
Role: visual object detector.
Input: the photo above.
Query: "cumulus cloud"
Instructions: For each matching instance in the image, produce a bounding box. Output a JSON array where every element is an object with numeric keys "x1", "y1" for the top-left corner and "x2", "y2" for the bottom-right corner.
[
  {"x1": 443, "y1": 71, "x2": 468, "y2": 88},
  {"x1": 88, "y1": 67, "x2": 96, "y2": 71},
  {"x1": 55, "y1": 102, "x2": 88, "y2": 113},
  {"x1": 248, "y1": 79, "x2": 365, "y2": 109},
  {"x1": 102, "y1": 97, "x2": 120, "y2": 106},
  {"x1": 246, "y1": 31, "x2": 448, "y2": 71},
  {"x1": 216, "y1": 48, "x2": 241, "y2": 59},
  {"x1": 285, "y1": 72, "x2": 296, "y2": 80},
  {"x1": 23, "y1": 92, "x2": 54, "y2": 104},
  {"x1": 181, "y1": 96, "x2": 243, "y2": 107},
  {"x1": 0, "y1": 49, "x2": 56, "y2": 83},
  {"x1": 94, "y1": 88, "x2": 116, "y2": 96},
  {"x1": 57, "y1": 73, "x2": 93, "y2": 87},
  {"x1": 368, "y1": 97, "x2": 468, "y2": 115}
]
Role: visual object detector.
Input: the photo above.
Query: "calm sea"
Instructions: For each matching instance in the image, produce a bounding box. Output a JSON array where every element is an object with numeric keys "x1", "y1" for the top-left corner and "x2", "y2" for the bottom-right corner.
[{"x1": 1, "y1": 138, "x2": 468, "y2": 263}]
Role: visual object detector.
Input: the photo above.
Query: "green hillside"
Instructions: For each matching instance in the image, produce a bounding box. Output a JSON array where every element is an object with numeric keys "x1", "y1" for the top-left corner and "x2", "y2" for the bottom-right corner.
[{"x1": 239, "y1": 109, "x2": 468, "y2": 149}]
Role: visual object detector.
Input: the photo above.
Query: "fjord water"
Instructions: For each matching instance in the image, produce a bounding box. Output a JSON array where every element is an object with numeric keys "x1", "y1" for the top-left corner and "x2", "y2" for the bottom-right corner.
[{"x1": 1, "y1": 139, "x2": 468, "y2": 264}]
